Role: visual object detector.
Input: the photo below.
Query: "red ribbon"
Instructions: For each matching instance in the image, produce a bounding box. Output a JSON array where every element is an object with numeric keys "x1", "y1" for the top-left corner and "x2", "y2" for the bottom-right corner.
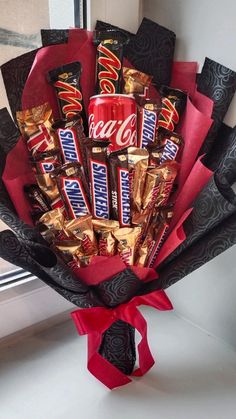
[{"x1": 71, "y1": 289, "x2": 173, "y2": 389}]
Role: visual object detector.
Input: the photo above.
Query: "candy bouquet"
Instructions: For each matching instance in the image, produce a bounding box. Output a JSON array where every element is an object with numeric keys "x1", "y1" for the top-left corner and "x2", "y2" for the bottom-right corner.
[{"x1": 0, "y1": 18, "x2": 236, "y2": 389}]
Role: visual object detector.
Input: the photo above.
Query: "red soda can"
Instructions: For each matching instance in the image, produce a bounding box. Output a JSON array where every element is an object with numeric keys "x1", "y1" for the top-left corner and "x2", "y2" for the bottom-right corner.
[{"x1": 88, "y1": 94, "x2": 137, "y2": 152}]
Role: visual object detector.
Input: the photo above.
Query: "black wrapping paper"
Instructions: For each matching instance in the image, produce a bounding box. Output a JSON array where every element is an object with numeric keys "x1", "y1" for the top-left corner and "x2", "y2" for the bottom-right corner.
[
  {"x1": 41, "y1": 29, "x2": 69, "y2": 46},
  {"x1": 160, "y1": 172, "x2": 236, "y2": 267},
  {"x1": 205, "y1": 124, "x2": 236, "y2": 183},
  {"x1": 1, "y1": 50, "x2": 38, "y2": 123},
  {"x1": 197, "y1": 57, "x2": 236, "y2": 155},
  {"x1": 99, "y1": 320, "x2": 136, "y2": 375},
  {"x1": 142, "y1": 210, "x2": 236, "y2": 292},
  {"x1": 95, "y1": 18, "x2": 176, "y2": 87}
]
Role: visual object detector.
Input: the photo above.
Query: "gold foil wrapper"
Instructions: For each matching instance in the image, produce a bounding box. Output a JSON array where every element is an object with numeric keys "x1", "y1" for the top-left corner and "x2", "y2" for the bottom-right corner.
[
  {"x1": 123, "y1": 67, "x2": 152, "y2": 94},
  {"x1": 142, "y1": 162, "x2": 178, "y2": 211},
  {"x1": 65, "y1": 215, "x2": 97, "y2": 255},
  {"x1": 16, "y1": 103, "x2": 57, "y2": 156},
  {"x1": 92, "y1": 219, "x2": 120, "y2": 256},
  {"x1": 36, "y1": 173, "x2": 60, "y2": 202},
  {"x1": 113, "y1": 226, "x2": 141, "y2": 265},
  {"x1": 39, "y1": 207, "x2": 64, "y2": 231},
  {"x1": 128, "y1": 147, "x2": 149, "y2": 213}
]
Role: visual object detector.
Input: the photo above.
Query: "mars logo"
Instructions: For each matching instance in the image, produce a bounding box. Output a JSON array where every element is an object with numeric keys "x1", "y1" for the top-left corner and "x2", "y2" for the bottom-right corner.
[
  {"x1": 54, "y1": 80, "x2": 83, "y2": 118},
  {"x1": 97, "y1": 44, "x2": 121, "y2": 94},
  {"x1": 62, "y1": 178, "x2": 89, "y2": 218},
  {"x1": 58, "y1": 128, "x2": 81, "y2": 163},
  {"x1": 158, "y1": 98, "x2": 179, "y2": 131}
]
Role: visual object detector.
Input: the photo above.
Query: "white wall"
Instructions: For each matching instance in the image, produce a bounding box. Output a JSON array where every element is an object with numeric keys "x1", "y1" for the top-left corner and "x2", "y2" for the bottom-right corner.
[{"x1": 143, "y1": 0, "x2": 236, "y2": 348}]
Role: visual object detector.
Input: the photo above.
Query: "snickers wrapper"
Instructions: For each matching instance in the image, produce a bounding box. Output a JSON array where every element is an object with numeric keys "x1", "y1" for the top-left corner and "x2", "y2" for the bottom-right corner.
[{"x1": 109, "y1": 149, "x2": 131, "y2": 227}]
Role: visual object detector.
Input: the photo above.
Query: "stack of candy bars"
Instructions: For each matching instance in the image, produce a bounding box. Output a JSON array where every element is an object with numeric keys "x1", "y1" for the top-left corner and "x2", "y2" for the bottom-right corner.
[{"x1": 16, "y1": 29, "x2": 187, "y2": 272}]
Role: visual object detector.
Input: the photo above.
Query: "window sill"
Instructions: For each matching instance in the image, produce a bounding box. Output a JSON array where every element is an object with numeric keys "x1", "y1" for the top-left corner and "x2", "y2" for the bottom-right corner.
[{"x1": 0, "y1": 275, "x2": 73, "y2": 339}]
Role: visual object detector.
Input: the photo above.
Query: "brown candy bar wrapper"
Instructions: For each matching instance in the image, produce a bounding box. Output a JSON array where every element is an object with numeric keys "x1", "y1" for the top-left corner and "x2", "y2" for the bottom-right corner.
[
  {"x1": 156, "y1": 127, "x2": 183, "y2": 165},
  {"x1": 123, "y1": 67, "x2": 152, "y2": 94},
  {"x1": 54, "y1": 162, "x2": 91, "y2": 219},
  {"x1": 24, "y1": 184, "x2": 51, "y2": 213},
  {"x1": 128, "y1": 147, "x2": 149, "y2": 214},
  {"x1": 94, "y1": 29, "x2": 129, "y2": 94},
  {"x1": 137, "y1": 101, "x2": 160, "y2": 149},
  {"x1": 16, "y1": 103, "x2": 57, "y2": 156},
  {"x1": 48, "y1": 62, "x2": 83, "y2": 118},
  {"x1": 158, "y1": 86, "x2": 187, "y2": 132},
  {"x1": 113, "y1": 226, "x2": 141, "y2": 266},
  {"x1": 109, "y1": 149, "x2": 131, "y2": 227},
  {"x1": 84, "y1": 139, "x2": 110, "y2": 220},
  {"x1": 92, "y1": 219, "x2": 120, "y2": 257},
  {"x1": 53, "y1": 116, "x2": 84, "y2": 165},
  {"x1": 39, "y1": 207, "x2": 65, "y2": 231},
  {"x1": 65, "y1": 215, "x2": 97, "y2": 255}
]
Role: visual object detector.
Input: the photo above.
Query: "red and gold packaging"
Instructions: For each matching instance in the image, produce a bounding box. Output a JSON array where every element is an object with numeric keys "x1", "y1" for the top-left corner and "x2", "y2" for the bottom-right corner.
[
  {"x1": 65, "y1": 215, "x2": 97, "y2": 255},
  {"x1": 113, "y1": 226, "x2": 141, "y2": 265},
  {"x1": 92, "y1": 219, "x2": 120, "y2": 257},
  {"x1": 36, "y1": 172, "x2": 60, "y2": 203},
  {"x1": 142, "y1": 161, "x2": 179, "y2": 211},
  {"x1": 127, "y1": 147, "x2": 149, "y2": 213},
  {"x1": 123, "y1": 67, "x2": 152, "y2": 94},
  {"x1": 16, "y1": 103, "x2": 57, "y2": 156},
  {"x1": 39, "y1": 207, "x2": 65, "y2": 231}
]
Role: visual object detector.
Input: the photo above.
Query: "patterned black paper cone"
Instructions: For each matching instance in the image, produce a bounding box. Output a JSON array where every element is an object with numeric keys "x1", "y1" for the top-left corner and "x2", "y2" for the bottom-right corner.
[
  {"x1": 205, "y1": 124, "x2": 236, "y2": 183},
  {"x1": 1, "y1": 50, "x2": 38, "y2": 123},
  {"x1": 41, "y1": 29, "x2": 69, "y2": 46},
  {"x1": 197, "y1": 58, "x2": 236, "y2": 155},
  {"x1": 160, "y1": 172, "x2": 236, "y2": 267}
]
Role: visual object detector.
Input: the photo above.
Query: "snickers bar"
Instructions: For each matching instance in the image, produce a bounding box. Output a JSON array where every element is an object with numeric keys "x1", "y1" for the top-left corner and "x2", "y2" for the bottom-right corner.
[
  {"x1": 109, "y1": 149, "x2": 131, "y2": 227},
  {"x1": 55, "y1": 162, "x2": 91, "y2": 219}
]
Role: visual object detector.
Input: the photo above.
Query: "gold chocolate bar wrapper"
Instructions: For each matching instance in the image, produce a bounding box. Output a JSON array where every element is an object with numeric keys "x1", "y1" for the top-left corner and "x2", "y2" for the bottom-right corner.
[
  {"x1": 36, "y1": 173, "x2": 60, "y2": 202},
  {"x1": 92, "y1": 219, "x2": 120, "y2": 256},
  {"x1": 128, "y1": 147, "x2": 149, "y2": 213},
  {"x1": 65, "y1": 215, "x2": 97, "y2": 255},
  {"x1": 16, "y1": 103, "x2": 57, "y2": 156},
  {"x1": 113, "y1": 226, "x2": 141, "y2": 266},
  {"x1": 39, "y1": 207, "x2": 65, "y2": 231},
  {"x1": 123, "y1": 67, "x2": 152, "y2": 94}
]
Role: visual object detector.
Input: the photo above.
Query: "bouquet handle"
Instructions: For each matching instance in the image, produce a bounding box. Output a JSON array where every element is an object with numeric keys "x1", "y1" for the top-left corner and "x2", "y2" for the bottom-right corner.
[{"x1": 99, "y1": 320, "x2": 136, "y2": 375}]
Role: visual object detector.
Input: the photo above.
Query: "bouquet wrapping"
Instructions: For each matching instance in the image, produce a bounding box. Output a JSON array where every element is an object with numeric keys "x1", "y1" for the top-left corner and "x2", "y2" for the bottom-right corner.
[{"x1": 0, "y1": 18, "x2": 236, "y2": 389}]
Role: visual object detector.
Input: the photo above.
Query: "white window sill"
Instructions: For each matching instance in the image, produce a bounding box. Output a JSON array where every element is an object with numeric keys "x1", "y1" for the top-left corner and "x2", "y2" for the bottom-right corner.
[{"x1": 0, "y1": 275, "x2": 73, "y2": 339}]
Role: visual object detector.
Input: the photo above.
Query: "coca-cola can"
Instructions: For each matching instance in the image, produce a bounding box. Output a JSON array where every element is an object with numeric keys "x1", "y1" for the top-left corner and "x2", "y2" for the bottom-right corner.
[{"x1": 88, "y1": 94, "x2": 137, "y2": 151}]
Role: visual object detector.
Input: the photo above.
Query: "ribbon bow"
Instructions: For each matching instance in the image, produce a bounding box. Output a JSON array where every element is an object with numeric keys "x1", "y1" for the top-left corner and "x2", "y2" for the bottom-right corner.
[{"x1": 71, "y1": 289, "x2": 173, "y2": 389}]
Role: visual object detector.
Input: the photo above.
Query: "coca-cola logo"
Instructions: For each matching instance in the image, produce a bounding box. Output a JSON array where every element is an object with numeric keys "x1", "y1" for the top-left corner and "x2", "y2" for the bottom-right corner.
[{"x1": 88, "y1": 113, "x2": 137, "y2": 147}]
